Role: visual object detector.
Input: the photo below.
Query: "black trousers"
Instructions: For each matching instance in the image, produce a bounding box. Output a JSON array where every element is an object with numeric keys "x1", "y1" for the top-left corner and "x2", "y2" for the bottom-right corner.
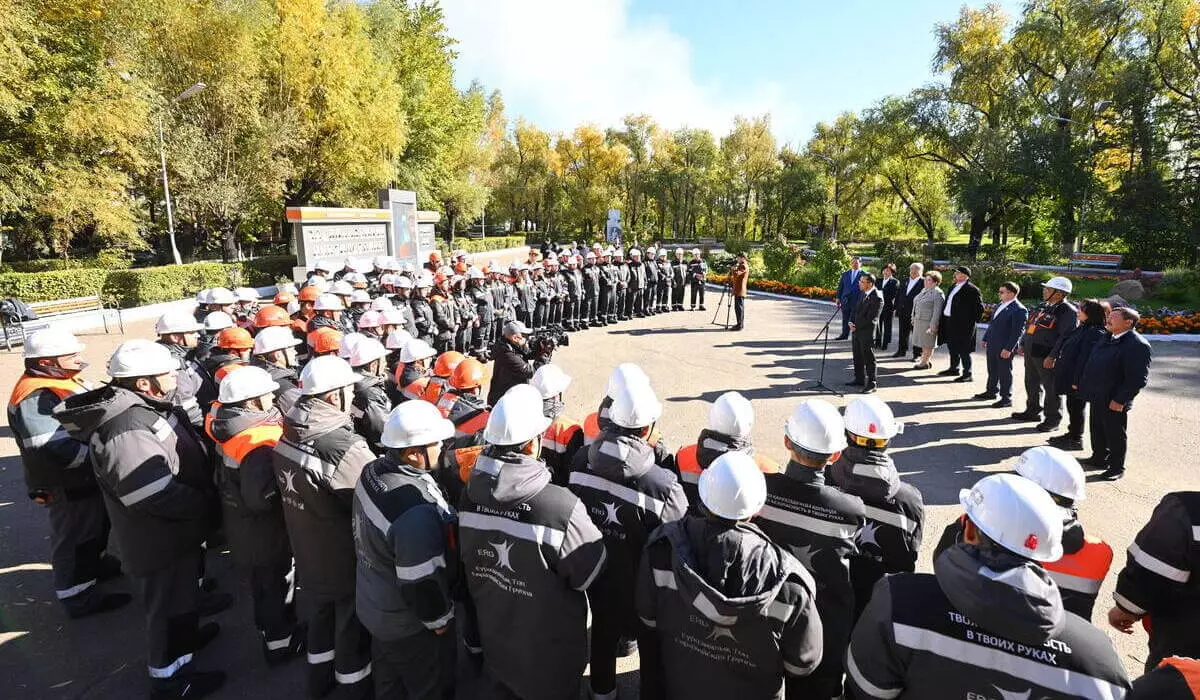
[
  {"x1": 138, "y1": 550, "x2": 202, "y2": 684},
  {"x1": 1023, "y1": 353, "x2": 1062, "y2": 422},
  {"x1": 656, "y1": 284, "x2": 670, "y2": 311},
  {"x1": 947, "y1": 334, "x2": 974, "y2": 375},
  {"x1": 689, "y1": 282, "x2": 705, "y2": 308},
  {"x1": 372, "y1": 624, "x2": 457, "y2": 700},
  {"x1": 47, "y1": 491, "x2": 110, "y2": 614},
  {"x1": 852, "y1": 331, "x2": 877, "y2": 384},
  {"x1": 984, "y1": 349, "x2": 1014, "y2": 400},
  {"x1": 434, "y1": 335, "x2": 454, "y2": 354},
  {"x1": 896, "y1": 308, "x2": 914, "y2": 353},
  {"x1": 550, "y1": 299, "x2": 563, "y2": 326},
  {"x1": 733, "y1": 296, "x2": 745, "y2": 328},
  {"x1": 604, "y1": 289, "x2": 617, "y2": 322},
  {"x1": 563, "y1": 298, "x2": 577, "y2": 328},
  {"x1": 306, "y1": 593, "x2": 373, "y2": 699},
  {"x1": 839, "y1": 302, "x2": 856, "y2": 337},
  {"x1": 598, "y1": 289, "x2": 611, "y2": 322},
  {"x1": 1066, "y1": 394, "x2": 1087, "y2": 438},
  {"x1": 251, "y1": 561, "x2": 298, "y2": 661},
  {"x1": 533, "y1": 302, "x2": 548, "y2": 330},
  {"x1": 875, "y1": 309, "x2": 894, "y2": 348},
  {"x1": 615, "y1": 288, "x2": 627, "y2": 319},
  {"x1": 671, "y1": 284, "x2": 685, "y2": 310},
  {"x1": 587, "y1": 614, "x2": 662, "y2": 698},
  {"x1": 1089, "y1": 401, "x2": 1130, "y2": 471},
  {"x1": 627, "y1": 288, "x2": 643, "y2": 317},
  {"x1": 582, "y1": 295, "x2": 597, "y2": 324},
  {"x1": 643, "y1": 286, "x2": 655, "y2": 314},
  {"x1": 455, "y1": 325, "x2": 473, "y2": 354}
]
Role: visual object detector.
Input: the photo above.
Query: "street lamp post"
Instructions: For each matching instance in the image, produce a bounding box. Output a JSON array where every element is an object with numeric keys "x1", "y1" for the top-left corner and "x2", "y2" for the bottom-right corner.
[{"x1": 158, "y1": 82, "x2": 206, "y2": 265}]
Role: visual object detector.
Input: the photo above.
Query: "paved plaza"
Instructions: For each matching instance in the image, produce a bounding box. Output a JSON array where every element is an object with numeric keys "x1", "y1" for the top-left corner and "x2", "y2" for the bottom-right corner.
[{"x1": 2, "y1": 292, "x2": 1198, "y2": 697}]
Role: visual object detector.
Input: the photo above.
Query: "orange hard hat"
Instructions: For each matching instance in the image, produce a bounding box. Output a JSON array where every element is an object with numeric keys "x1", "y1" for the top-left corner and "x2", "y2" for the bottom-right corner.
[
  {"x1": 454, "y1": 261, "x2": 468, "y2": 274},
  {"x1": 216, "y1": 327, "x2": 254, "y2": 350},
  {"x1": 253, "y1": 304, "x2": 291, "y2": 328},
  {"x1": 273, "y1": 291, "x2": 295, "y2": 305},
  {"x1": 429, "y1": 251, "x2": 442, "y2": 263},
  {"x1": 433, "y1": 272, "x2": 448, "y2": 286},
  {"x1": 450, "y1": 358, "x2": 485, "y2": 390},
  {"x1": 432, "y1": 351, "x2": 465, "y2": 378},
  {"x1": 307, "y1": 327, "x2": 343, "y2": 355},
  {"x1": 298, "y1": 286, "x2": 322, "y2": 303}
]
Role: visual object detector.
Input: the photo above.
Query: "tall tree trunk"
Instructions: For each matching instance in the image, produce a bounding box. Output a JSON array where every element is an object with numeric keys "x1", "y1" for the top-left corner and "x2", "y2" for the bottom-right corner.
[{"x1": 221, "y1": 220, "x2": 239, "y2": 262}]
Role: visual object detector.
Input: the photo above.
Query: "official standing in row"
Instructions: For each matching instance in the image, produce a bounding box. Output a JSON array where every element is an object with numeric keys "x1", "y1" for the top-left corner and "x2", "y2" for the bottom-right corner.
[
  {"x1": 892, "y1": 262, "x2": 924, "y2": 359},
  {"x1": 874, "y1": 263, "x2": 898, "y2": 351},
  {"x1": 1077, "y1": 307, "x2": 1152, "y2": 482},
  {"x1": 834, "y1": 257, "x2": 863, "y2": 341},
  {"x1": 1014, "y1": 276, "x2": 1078, "y2": 432},
  {"x1": 975, "y1": 281, "x2": 1027, "y2": 408},
  {"x1": 937, "y1": 265, "x2": 983, "y2": 384},
  {"x1": 848, "y1": 273, "x2": 882, "y2": 393}
]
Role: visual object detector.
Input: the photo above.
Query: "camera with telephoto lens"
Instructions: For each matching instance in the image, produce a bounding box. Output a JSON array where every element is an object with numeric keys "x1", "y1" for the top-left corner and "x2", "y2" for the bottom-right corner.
[{"x1": 530, "y1": 329, "x2": 569, "y2": 356}]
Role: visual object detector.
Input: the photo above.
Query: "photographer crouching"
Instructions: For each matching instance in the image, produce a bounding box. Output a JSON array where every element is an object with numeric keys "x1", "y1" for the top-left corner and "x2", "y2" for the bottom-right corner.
[{"x1": 486, "y1": 320, "x2": 566, "y2": 404}]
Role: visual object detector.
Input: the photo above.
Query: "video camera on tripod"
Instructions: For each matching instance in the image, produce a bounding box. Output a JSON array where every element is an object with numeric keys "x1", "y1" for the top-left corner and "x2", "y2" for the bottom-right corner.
[{"x1": 530, "y1": 328, "x2": 570, "y2": 356}]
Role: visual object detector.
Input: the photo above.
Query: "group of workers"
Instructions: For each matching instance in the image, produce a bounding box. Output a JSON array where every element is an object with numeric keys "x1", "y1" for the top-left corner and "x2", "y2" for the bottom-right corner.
[{"x1": 8, "y1": 247, "x2": 1198, "y2": 700}]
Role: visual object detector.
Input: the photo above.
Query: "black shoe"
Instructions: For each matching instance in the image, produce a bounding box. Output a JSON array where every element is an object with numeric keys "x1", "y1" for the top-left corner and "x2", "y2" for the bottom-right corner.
[
  {"x1": 845, "y1": 379, "x2": 864, "y2": 386},
  {"x1": 890, "y1": 350, "x2": 907, "y2": 358},
  {"x1": 196, "y1": 591, "x2": 233, "y2": 618},
  {"x1": 937, "y1": 368, "x2": 960, "y2": 376},
  {"x1": 731, "y1": 325, "x2": 743, "y2": 331},
  {"x1": 953, "y1": 373, "x2": 974, "y2": 383},
  {"x1": 862, "y1": 384, "x2": 878, "y2": 394},
  {"x1": 65, "y1": 591, "x2": 132, "y2": 619},
  {"x1": 1051, "y1": 437, "x2": 1084, "y2": 451},
  {"x1": 699, "y1": 305, "x2": 706, "y2": 311},
  {"x1": 1079, "y1": 456, "x2": 1108, "y2": 470},
  {"x1": 1035, "y1": 421, "x2": 1060, "y2": 433},
  {"x1": 264, "y1": 627, "x2": 306, "y2": 666},
  {"x1": 1011, "y1": 411, "x2": 1041, "y2": 422},
  {"x1": 196, "y1": 622, "x2": 220, "y2": 651},
  {"x1": 991, "y1": 399, "x2": 1013, "y2": 408},
  {"x1": 833, "y1": 335, "x2": 850, "y2": 341},
  {"x1": 973, "y1": 391, "x2": 997, "y2": 400},
  {"x1": 1091, "y1": 468, "x2": 1125, "y2": 482},
  {"x1": 617, "y1": 637, "x2": 638, "y2": 658},
  {"x1": 150, "y1": 670, "x2": 227, "y2": 700},
  {"x1": 98, "y1": 554, "x2": 124, "y2": 581},
  {"x1": 198, "y1": 577, "x2": 218, "y2": 594}
]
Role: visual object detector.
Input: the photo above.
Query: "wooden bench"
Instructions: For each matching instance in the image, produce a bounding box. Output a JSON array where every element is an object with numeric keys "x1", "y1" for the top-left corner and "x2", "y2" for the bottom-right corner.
[
  {"x1": 2, "y1": 295, "x2": 123, "y2": 351},
  {"x1": 1069, "y1": 252, "x2": 1123, "y2": 271},
  {"x1": 697, "y1": 237, "x2": 718, "y2": 248}
]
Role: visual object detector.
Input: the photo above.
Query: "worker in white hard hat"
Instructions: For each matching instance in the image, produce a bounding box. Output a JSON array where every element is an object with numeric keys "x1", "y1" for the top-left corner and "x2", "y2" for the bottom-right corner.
[
  {"x1": 687, "y1": 247, "x2": 709, "y2": 311},
  {"x1": 204, "y1": 366, "x2": 302, "y2": 666},
  {"x1": 637, "y1": 452, "x2": 823, "y2": 699},
  {"x1": 570, "y1": 381, "x2": 688, "y2": 700},
  {"x1": 642, "y1": 245, "x2": 661, "y2": 316},
  {"x1": 669, "y1": 247, "x2": 688, "y2": 311},
  {"x1": 56, "y1": 339, "x2": 229, "y2": 698},
  {"x1": 653, "y1": 247, "x2": 672, "y2": 314},
  {"x1": 272, "y1": 355, "x2": 375, "y2": 697},
  {"x1": 466, "y1": 266, "x2": 495, "y2": 361},
  {"x1": 529, "y1": 364, "x2": 584, "y2": 484},
  {"x1": 195, "y1": 310, "x2": 235, "y2": 366},
  {"x1": 577, "y1": 251, "x2": 598, "y2": 327},
  {"x1": 828, "y1": 396, "x2": 925, "y2": 620},
  {"x1": 382, "y1": 329, "x2": 413, "y2": 403},
  {"x1": 450, "y1": 273, "x2": 478, "y2": 355},
  {"x1": 756, "y1": 399, "x2": 865, "y2": 700},
  {"x1": 675, "y1": 390, "x2": 779, "y2": 510},
  {"x1": 346, "y1": 337, "x2": 393, "y2": 454},
  {"x1": 409, "y1": 272, "x2": 437, "y2": 345},
  {"x1": 846, "y1": 473, "x2": 1130, "y2": 699},
  {"x1": 395, "y1": 337, "x2": 437, "y2": 403},
  {"x1": 309, "y1": 292, "x2": 349, "y2": 335},
  {"x1": 250, "y1": 326, "x2": 302, "y2": 416},
  {"x1": 197, "y1": 287, "x2": 237, "y2": 323},
  {"x1": 353, "y1": 401, "x2": 458, "y2": 700},
  {"x1": 155, "y1": 309, "x2": 217, "y2": 428},
  {"x1": 934, "y1": 445, "x2": 1111, "y2": 621},
  {"x1": 594, "y1": 247, "x2": 614, "y2": 326},
  {"x1": 457, "y1": 384, "x2": 606, "y2": 700},
  {"x1": 626, "y1": 247, "x2": 647, "y2": 317},
  {"x1": 561, "y1": 251, "x2": 583, "y2": 330},
  {"x1": 9, "y1": 329, "x2": 128, "y2": 619},
  {"x1": 546, "y1": 255, "x2": 568, "y2": 331},
  {"x1": 1014, "y1": 274, "x2": 1079, "y2": 432}
]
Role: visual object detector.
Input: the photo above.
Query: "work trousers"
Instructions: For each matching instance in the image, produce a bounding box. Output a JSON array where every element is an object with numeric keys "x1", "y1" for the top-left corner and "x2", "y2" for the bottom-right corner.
[
  {"x1": 626, "y1": 288, "x2": 643, "y2": 318},
  {"x1": 492, "y1": 317, "x2": 506, "y2": 345},
  {"x1": 671, "y1": 284, "x2": 685, "y2": 310},
  {"x1": 549, "y1": 299, "x2": 563, "y2": 327},
  {"x1": 984, "y1": 349, "x2": 1014, "y2": 399},
  {"x1": 643, "y1": 286, "x2": 656, "y2": 315},
  {"x1": 615, "y1": 288, "x2": 628, "y2": 319},
  {"x1": 306, "y1": 594, "x2": 373, "y2": 699},
  {"x1": 598, "y1": 289, "x2": 611, "y2": 324},
  {"x1": 1089, "y1": 401, "x2": 1130, "y2": 471},
  {"x1": 372, "y1": 624, "x2": 457, "y2": 700},
  {"x1": 455, "y1": 326, "x2": 473, "y2": 354},
  {"x1": 47, "y1": 491, "x2": 110, "y2": 613},
  {"x1": 734, "y1": 296, "x2": 745, "y2": 329},
  {"x1": 656, "y1": 284, "x2": 670, "y2": 312},
  {"x1": 689, "y1": 282, "x2": 705, "y2": 309},
  {"x1": 581, "y1": 295, "x2": 597, "y2": 326},
  {"x1": 896, "y1": 311, "x2": 914, "y2": 353},
  {"x1": 604, "y1": 289, "x2": 617, "y2": 323},
  {"x1": 1023, "y1": 353, "x2": 1062, "y2": 423},
  {"x1": 852, "y1": 332, "x2": 877, "y2": 384},
  {"x1": 1066, "y1": 394, "x2": 1087, "y2": 438},
  {"x1": 250, "y1": 560, "x2": 298, "y2": 662},
  {"x1": 875, "y1": 309, "x2": 893, "y2": 348},
  {"x1": 138, "y1": 550, "x2": 202, "y2": 684},
  {"x1": 533, "y1": 302, "x2": 548, "y2": 331},
  {"x1": 434, "y1": 335, "x2": 454, "y2": 355},
  {"x1": 587, "y1": 605, "x2": 662, "y2": 698}
]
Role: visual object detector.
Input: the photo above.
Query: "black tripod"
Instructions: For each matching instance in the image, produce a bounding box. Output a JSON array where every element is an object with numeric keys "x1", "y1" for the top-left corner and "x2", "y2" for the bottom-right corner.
[
  {"x1": 710, "y1": 282, "x2": 733, "y2": 329},
  {"x1": 798, "y1": 304, "x2": 843, "y2": 396}
]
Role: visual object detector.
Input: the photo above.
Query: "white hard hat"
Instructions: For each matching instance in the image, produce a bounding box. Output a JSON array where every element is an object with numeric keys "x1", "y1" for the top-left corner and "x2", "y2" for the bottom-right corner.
[
  {"x1": 196, "y1": 289, "x2": 212, "y2": 304},
  {"x1": 234, "y1": 287, "x2": 259, "y2": 302},
  {"x1": 629, "y1": 248, "x2": 641, "y2": 257},
  {"x1": 108, "y1": 339, "x2": 178, "y2": 378},
  {"x1": 349, "y1": 290, "x2": 371, "y2": 304},
  {"x1": 396, "y1": 276, "x2": 414, "y2": 290},
  {"x1": 606, "y1": 363, "x2": 649, "y2": 400},
  {"x1": 307, "y1": 274, "x2": 327, "y2": 286},
  {"x1": 369, "y1": 297, "x2": 395, "y2": 312},
  {"x1": 343, "y1": 257, "x2": 356, "y2": 269},
  {"x1": 344, "y1": 272, "x2": 367, "y2": 286},
  {"x1": 218, "y1": 365, "x2": 279, "y2": 404},
  {"x1": 1043, "y1": 276, "x2": 1073, "y2": 294},
  {"x1": 585, "y1": 252, "x2": 596, "y2": 260},
  {"x1": 314, "y1": 293, "x2": 344, "y2": 311},
  {"x1": 400, "y1": 261, "x2": 415, "y2": 273},
  {"x1": 330, "y1": 281, "x2": 354, "y2": 296},
  {"x1": 315, "y1": 260, "x2": 334, "y2": 272},
  {"x1": 207, "y1": 287, "x2": 236, "y2": 305},
  {"x1": 348, "y1": 337, "x2": 388, "y2": 368},
  {"x1": 531, "y1": 364, "x2": 572, "y2": 399},
  {"x1": 279, "y1": 283, "x2": 299, "y2": 295},
  {"x1": 646, "y1": 246, "x2": 657, "y2": 256},
  {"x1": 416, "y1": 272, "x2": 433, "y2": 288},
  {"x1": 609, "y1": 382, "x2": 663, "y2": 429},
  {"x1": 253, "y1": 326, "x2": 301, "y2": 355},
  {"x1": 380, "y1": 401, "x2": 456, "y2": 449},
  {"x1": 357, "y1": 310, "x2": 385, "y2": 330},
  {"x1": 372, "y1": 255, "x2": 389, "y2": 269},
  {"x1": 692, "y1": 248, "x2": 701, "y2": 256},
  {"x1": 1014, "y1": 446, "x2": 1086, "y2": 502},
  {"x1": 379, "y1": 273, "x2": 397, "y2": 287},
  {"x1": 468, "y1": 267, "x2": 485, "y2": 280},
  {"x1": 657, "y1": 250, "x2": 667, "y2": 259},
  {"x1": 959, "y1": 473, "x2": 1064, "y2": 562},
  {"x1": 298, "y1": 355, "x2": 360, "y2": 396},
  {"x1": 709, "y1": 391, "x2": 754, "y2": 438},
  {"x1": 604, "y1": 247, "x2": 615, "y2": 256},
  {"x1": 614, "y1": 249, "x2": 625, "y2": 258},
  {"x1": 484, "y1": 384, "x2": 553, "y2": 445},
  {"x1": 699, "y1": 452, "x2": 767, "y2": 520},
  {"x1": 843, "y1": 396, "x2": 902, "y2": 440},
  {"x1": 399, "y1": 338, "x2": 436, "y2": 363},
  {"x1": 381, "y1": 309, "x2": 408, "y2": 326},
  {"x1": 785, "y1": 399, "x2": 848, "y2": 454},
  {"x1": 338, "y1": 332, "x2": 365, "y2": 360},
  {"x1": 203, "y1": 311, "x2": 235, "y2": 332},
  {"x1": 286, "y1": 300, "x2": 300, "y2": 315},
  {"x1": 385, "y1": 328, "x2": 413, "y2": 350},
  {"x1": 24, "y1": 328, "x2": 85, "y2": 359},
  {"x1": 156, "y1": 310, "x2": 203, "y2": 335}
]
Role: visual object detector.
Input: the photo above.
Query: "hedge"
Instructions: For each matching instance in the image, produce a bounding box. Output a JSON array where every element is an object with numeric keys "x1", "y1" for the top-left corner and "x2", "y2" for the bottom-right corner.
[
  {"x1": 0, "y1": 268, "x2": 112, "y2": 304},
  {"x1": 437, "y1": 236, "x2": 527, "y2": 255}
]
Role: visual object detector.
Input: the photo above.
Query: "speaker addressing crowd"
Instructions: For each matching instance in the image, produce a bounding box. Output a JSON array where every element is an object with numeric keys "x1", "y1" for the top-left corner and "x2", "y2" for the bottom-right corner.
[{"x1": 6, "y1": 243, "x2": 1185, "y2": 700}]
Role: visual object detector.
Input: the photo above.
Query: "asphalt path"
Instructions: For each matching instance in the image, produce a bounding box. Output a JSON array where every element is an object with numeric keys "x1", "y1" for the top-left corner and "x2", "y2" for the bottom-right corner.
[{"x1": 1, "y1": 292, "x2": 1198, "y2": 698}]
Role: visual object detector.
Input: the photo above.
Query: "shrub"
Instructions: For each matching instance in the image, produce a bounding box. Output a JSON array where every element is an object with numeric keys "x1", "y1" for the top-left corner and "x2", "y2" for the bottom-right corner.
[
  {"x1": 706, "y1": 251, "x2": 736, "y2": 274},
  {"x1": 874, "y1": 238, "x2": 928, "y2": 266},
  {"x1": 722, "y1": 234, "x2": 751, "y2": 256},
  {"x1": 762, "y1": 233, "x2": 801, "y2": 280},
  {"x1": 105, "y1": 262, "x2": 235, "y2": 307},
  {"x1": 440, "y1": 236, "x2": 527, "y2": 256},
  {"x1": 809, "y1": 240, "x2": 851, "y2": 289},
  {"x1": 239, "y1": 255, "x2": 298, "y2": 286},
  {"x1": 0, "y1": 269, "x2": 110, "y2": 303}
]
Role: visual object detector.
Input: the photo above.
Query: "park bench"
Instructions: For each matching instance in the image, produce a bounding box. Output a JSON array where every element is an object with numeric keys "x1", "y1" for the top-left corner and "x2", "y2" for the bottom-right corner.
[
  {"x1": 697, "y1": 237, "x2": 718, "y2": 248},
  {"x1": 2, "y1": 295, "x2": 123, "y2": 351},
  {"x1": 1069, "y1": 252, "x2": 1123, "y2": 271}
]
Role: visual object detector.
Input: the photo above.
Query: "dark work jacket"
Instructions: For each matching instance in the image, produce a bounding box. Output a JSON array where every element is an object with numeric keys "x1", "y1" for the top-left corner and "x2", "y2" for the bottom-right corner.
[
  {"x1": 853, "y1": 287, "x2": 884, "y2": 338},
  {"x1": 879, "y1": 276, "x2": 899, "y2": 312},
  {"x1": 645, "y1": 258, "x2": 659, "y2": 285},
  {"x1": 161, "y1": 340, "x2": 216, "y2": 428},
  {"x1": 687, "y1": 259, "x2": 708, "y2": 286},
  {"x1": 1053, "y1": 324, "x2": 1107, "y2": 395},
  {"x1": 670, "y1": 260, "x2": 688, "y2": 287},
  {"x1": 569, "y1": 431, "x2": 688, "y2": 632},
  {"x1": 207, "y1": 403, "x2": 290, "y2": 569},
  {"x1": 486, "y1": 338, "x2": 538, "y2": 405},
  {"x1": 937, "y1": 282, "x2": 983, "y2": 347},
  {"x1": 489, "y1": 281, "x2": 510, "y2": 320},
  {"x1": 636, "y1": 517, "x2": 823, "y2": 700},
  {"x1": 469, "y1": 282, "x2": 494, "y2": 325},
  {"x1": 614, "y1": 263, "x2": 631, "y2": 291},
  {"x1": 273, "y1": 398, "x2": 375, "y2": 600},
  {"x1": 8, "y1": 368, "x2": 93, "y2": 494},
  {"x1": 1022, "y1": 300, "x2": 1079, "y2": 358},
  {"x1": 56, "y1": 386, "x2": 214, "y2": 576},
  {"x1": 846, "y1": 545, "x2": 1130, "y2": 700},
  {"x1": 582, "y1": 264, "x2": 601, "y2": 298},
  {"x1": 352, "y1": 374, "x2": 392, "y2": 455},
  {"x1": 564, "y1": 268, "x2": 583, "y2": 300},
  {"x1": 516, "y1": 280, "x2": 535, "y2": 315},
  {"x1": 458, "y1": 449, "x2": 606, "y2": 700},
  {"x1": 409, "y1": 297, "x2": 436, "y2": 338},
  {"x1": 598, "y1": 263, "x2": 616, "y2": 293},
  {"x1": 250, "y1": 359, "x2": 301, "y2": 416},
  {"x1": 656, "y1": 260, "x2": 672, "y2": 287},
  {"x1": 1078, "y1": 330, "x2": 1153, "y2": 409},
  {"x1": 429, "y1": 293, "x2": 458, "y2": 341},
  {"x1": 629, "y1": 261, "x2": 647, "y2": 290}
]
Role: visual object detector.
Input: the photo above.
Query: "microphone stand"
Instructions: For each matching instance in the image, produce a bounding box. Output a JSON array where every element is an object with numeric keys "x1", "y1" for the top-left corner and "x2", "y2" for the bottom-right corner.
[{"x1": 799, "y1": 304, "x2": 844, "y2": 396}]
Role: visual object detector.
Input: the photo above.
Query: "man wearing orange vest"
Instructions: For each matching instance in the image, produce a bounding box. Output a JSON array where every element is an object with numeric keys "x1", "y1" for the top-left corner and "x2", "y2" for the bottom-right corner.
[
  {"x1": 420, "y1": 350, "x2": 464, "y2": 405},
  {"x1": 396, "y1": 338, "x2": 437, "y2": 402},
  {"x1": 206, "y1": 366, "x2": 302, "y2": 665},
  {"x1": 675, "y1": 391, "x2": 778, "y2": 510},
  {"x1": 532, "y1": 364, "x2": 584, "y2": 485},
  {"x1": 579, "y1": 363, "x2": 675, "y2": 474},
  {"x1": 934, "y1": 445, "x2": 1111, "y2": 620},
  {"x1": 439, "y1": 358, "x2": 490, "y2": 438},
  {"x1": 1130, "y1": 657, "x2": 1200, "y2": 698},
  {"x1": 204, "y1": 327, "x2": 253, "y2": 384},
  {"x1": 9, "y1": 329, "x2": 129, "y2": 619}
]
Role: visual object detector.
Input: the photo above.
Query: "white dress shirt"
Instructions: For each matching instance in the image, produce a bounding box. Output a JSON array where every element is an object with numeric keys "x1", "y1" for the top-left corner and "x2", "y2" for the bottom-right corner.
[
  {"x1": 905, "y1": 277, "x2": 921, "y2": 296},
  {"x1": 943, "y1": 281, "x2": 966, "y2": 317}
]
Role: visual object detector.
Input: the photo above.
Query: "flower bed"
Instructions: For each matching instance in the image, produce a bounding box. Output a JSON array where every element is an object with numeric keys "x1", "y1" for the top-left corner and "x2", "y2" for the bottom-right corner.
[
  {"x1": 1136, "y1": 309, "x2": 1200, "y2": 335},
  {"x1": 709, "y1": 274, "x2": 837, "y2": 301}
]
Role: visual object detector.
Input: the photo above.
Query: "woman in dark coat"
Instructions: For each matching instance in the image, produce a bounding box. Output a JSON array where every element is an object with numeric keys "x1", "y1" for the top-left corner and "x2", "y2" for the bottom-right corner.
[{"x1": 1049, "y1": 299, "x2": 1110, "y2": 451}]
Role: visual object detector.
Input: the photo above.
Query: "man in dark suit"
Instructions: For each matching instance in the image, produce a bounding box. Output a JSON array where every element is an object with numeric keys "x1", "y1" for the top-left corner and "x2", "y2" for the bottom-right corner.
[
  {"x1": 835, "y1": 256, "x2": 864, "y2": 340},
  {"x1": 974, "y1": 281, "x2": 1027, "y2": 408},
  {"x1": 937, "y1": 265, "x2": 984, "y2": 383},
  {"x1": 1077, "y1": 307, "x2": 1152, "y2": 482},
  {"x1": 892, "y1": 262, "x2": 924, "y2": 359},
  {"x1": 874, "y1": 264, "x2": 899, "y2": 350},
  {"x1": 847, "y1": 273, "x2": 883, "y2": 393}
]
